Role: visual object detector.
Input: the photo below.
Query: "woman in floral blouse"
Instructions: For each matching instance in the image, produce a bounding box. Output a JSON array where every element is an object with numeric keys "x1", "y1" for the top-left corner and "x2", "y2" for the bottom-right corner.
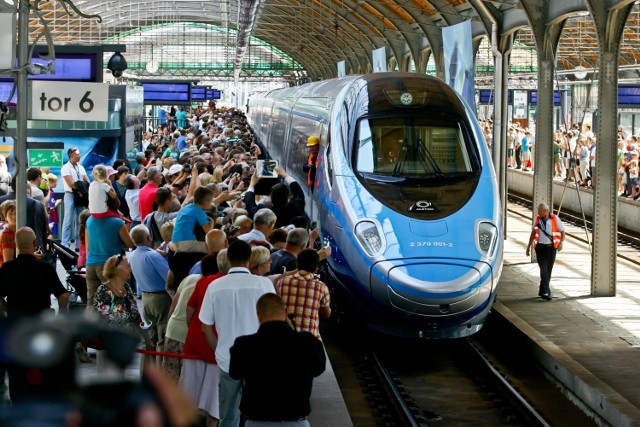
[{"x1": 93, "y1": 253, "x2": 153, "y2": 372}]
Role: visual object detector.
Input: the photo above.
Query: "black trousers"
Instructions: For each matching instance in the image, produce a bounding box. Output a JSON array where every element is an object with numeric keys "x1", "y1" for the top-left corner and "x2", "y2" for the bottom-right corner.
[
  {"x1": 515, "y1": 147, "x2": 522, "y2": 168},
  {"x1": 535, "y1": 244, "x2": 557, "y2": 296}
]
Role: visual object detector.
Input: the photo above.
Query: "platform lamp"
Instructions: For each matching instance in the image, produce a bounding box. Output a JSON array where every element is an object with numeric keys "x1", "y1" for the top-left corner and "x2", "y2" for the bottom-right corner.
[{"x1": 573, "y1": 25, "x2": 588, "y2": 80}]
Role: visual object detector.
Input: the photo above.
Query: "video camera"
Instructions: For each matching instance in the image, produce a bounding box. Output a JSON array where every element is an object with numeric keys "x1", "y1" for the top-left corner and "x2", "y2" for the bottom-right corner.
[{"x1": 0, "y1": 312, "x2": 163, "y2": 427}]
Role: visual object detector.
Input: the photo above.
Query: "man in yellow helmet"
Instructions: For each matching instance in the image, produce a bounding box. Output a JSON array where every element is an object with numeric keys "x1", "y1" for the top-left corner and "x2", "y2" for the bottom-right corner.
[{"x1": 304, "y1": 135, "x2": 320, "y2": 190}]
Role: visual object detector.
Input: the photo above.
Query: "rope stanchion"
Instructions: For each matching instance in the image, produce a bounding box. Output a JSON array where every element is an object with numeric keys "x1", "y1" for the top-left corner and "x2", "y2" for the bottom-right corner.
[{"x1": 135, "y1": 348, "x2": 203, "y2": 360}]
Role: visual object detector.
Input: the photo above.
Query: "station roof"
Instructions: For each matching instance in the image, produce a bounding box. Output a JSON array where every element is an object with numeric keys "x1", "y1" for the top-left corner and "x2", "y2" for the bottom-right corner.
[{"x1": 21, "y1": 0, "x2": 640, "y2": 82}]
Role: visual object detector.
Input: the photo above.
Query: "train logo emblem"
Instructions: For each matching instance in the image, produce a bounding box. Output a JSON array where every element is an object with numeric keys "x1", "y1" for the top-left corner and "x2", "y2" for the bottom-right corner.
[
  {"x1": 400, "y1": 92, "x2": 413, "y2": 105},
  {"x1": 410, "y1": 200, "x2": 437, "y2": 212}
]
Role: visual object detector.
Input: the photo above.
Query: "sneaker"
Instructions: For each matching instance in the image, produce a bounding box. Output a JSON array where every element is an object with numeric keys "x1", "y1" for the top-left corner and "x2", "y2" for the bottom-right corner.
[{"x1": 541, "y1": 294, "x2": 552, "y2": 301}]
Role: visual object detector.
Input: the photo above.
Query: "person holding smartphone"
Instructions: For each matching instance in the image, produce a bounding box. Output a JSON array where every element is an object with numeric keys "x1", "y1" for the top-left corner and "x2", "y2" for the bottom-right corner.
[{"x1": 244, "y1": 166, "x2": 305, "y2": 229}]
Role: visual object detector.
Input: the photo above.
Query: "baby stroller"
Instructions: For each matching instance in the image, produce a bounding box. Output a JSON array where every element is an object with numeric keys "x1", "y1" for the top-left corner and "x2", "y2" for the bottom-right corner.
[{"x1": 50, "y1": 240, "x2": 88, "y2": 310}]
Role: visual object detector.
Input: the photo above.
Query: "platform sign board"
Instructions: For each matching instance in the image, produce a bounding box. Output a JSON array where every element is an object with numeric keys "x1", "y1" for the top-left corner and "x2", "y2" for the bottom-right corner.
[
  {"x1": 0, "y1": 6, "x2": 15, "y2": 71},
  {"x1": 372, "y1": 47, "x2": 387, "y2": 72},
  {"x1": 27, "y1": 141, "x2": 64, "y2": 168},
  {"x1": 30, "y1": 81, "x2": 109, "y2": 121},
  {"x1": 28, "y1": 149, "x2": 64, "y2": 168},
  {"x1": 513, "y1": 90, "x2": 528, "y2": 120},
  {"x1": 337, "y1": 60, "x2": 346, "y2": 77},
  {"x1": 443, "y1": 20, "x2": 475, "y2": 111}
]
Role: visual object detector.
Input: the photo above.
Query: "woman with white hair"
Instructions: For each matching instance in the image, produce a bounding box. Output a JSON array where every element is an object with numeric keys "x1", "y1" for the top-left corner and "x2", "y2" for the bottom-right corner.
[{"x1": 249, "y1": 245, "x2": 272, "y2": 276}]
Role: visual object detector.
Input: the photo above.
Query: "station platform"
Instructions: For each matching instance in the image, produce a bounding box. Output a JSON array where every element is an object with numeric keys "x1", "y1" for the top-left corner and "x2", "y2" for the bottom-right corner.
[
  {"x1": 75, "y1": 347, "x2": 351, "y2": 426},
  {"x1": 496, "y1": 203, "x2": 640, "y2": 426}
]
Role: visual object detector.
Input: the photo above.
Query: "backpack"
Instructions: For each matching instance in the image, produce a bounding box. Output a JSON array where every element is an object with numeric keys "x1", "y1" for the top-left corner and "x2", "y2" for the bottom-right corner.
[{"x1": 143, "y1": 212, "x2": 163, "y2": 248}]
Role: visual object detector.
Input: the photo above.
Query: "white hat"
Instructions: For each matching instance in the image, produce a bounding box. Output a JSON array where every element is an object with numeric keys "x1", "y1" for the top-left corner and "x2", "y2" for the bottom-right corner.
[{"x1": 168, "y1": 164, "x2": 182, "y2": 176}]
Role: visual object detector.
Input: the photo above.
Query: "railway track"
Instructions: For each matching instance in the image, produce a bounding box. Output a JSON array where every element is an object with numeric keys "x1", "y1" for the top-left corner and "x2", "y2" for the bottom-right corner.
[
  {"x1": 508, "y1": 192, "x2": 640, "y2": 265},
  {"x1": 322, "y1": 319, "x2": 593, "y2": 426}
]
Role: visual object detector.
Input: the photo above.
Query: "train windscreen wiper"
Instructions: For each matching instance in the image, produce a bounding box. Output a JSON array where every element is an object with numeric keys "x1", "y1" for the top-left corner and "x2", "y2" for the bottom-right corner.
[
  {"x1": 418, "y1": 139, "x2": 444, "y2": 178},
  {"x1": 392, "y1": 138, "x2": 408, "y2": 177}
]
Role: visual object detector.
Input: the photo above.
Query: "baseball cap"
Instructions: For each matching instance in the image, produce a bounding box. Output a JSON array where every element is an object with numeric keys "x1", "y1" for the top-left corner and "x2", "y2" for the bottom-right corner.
[
  {"x1": 168, "y1": 164, "x2": 182, "y2": 176},
  {"x1": 105, "y1": 166, "x2": 117, "y2": 178}
]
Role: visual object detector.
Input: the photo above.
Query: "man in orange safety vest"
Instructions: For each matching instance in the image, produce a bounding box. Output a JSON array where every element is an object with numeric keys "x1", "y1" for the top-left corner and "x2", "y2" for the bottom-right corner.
[
  {"x1": 525, "y1": 203, "x2": 565, "y2": 300},
  {"x1": 303, "y1": 135, "x2": 320, "y2": 191}
]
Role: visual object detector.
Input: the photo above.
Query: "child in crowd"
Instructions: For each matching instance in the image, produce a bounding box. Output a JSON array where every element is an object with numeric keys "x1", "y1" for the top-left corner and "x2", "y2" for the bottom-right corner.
[
  {"x1": 171, "y1": 186, "x2": 214, "y2": 253},
  {"x1": 46, "y1": 173, "x2": 61, "y2": 239},
  {"x1": 77, "y1": 209, "x2": 91, "y2": 268},
  {"x1": 157, "y1": 221, "x2": 176, "y2": 262},
  {"x1": 88, "y1": 165, "x2": 119, "y2": 219}
]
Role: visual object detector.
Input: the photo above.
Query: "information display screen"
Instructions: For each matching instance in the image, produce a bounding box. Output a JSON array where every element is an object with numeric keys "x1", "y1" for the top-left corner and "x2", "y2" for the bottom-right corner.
[
  {"x1": 478, "y1": 89, "x2": 512, "y2": 105},
  {"x1": 143, "y1": 82, "x2": 190, "y2": 103},
  {"x1": 618, "y1": 86, "x2": 640, "y2": 105},
  {"x1": 0, "y1": 54, "x2": 97, "y2": 82},
  {"x1": 529, "y1": 90, "x2": 561, "y2": 105},
  {"x1": 190, "y1": 87, "x2": 206, "y2": 101}
]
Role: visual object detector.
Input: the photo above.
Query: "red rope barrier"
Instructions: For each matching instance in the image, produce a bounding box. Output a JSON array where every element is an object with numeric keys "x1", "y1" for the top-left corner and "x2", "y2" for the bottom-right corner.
[{"x1": 135, "y1": 348, "x2": 204, "y2": 360}]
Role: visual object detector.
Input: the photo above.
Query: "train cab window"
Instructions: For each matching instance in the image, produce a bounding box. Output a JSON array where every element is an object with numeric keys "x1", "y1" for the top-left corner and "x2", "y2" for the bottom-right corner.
[
  {"x1": 325, "y1": 135, "x2": 334, "y2": 187},
  {"x1": 355, "y1": 117, "x2": 475, "y2": 178}
]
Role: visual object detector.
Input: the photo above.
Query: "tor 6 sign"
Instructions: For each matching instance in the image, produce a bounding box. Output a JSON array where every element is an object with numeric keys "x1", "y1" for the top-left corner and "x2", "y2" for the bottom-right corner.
[{"x1": 30, "y1": 81, "x2": 109, "y2": 122}]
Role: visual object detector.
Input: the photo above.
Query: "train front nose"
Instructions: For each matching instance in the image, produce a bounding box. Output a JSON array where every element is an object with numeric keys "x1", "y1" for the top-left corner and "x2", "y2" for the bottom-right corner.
[{"x1": 370, "y1": 259, "x2": 494, "y2": 317}]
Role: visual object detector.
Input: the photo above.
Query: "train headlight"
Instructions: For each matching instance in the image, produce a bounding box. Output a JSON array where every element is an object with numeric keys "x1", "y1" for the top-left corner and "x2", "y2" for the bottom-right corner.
[
  {"x1": 354, "y1": 220, "x2": 384, "y2": 257},
  {"x1": 476, "y1": 221, "x2": 498, "y2": 258}
]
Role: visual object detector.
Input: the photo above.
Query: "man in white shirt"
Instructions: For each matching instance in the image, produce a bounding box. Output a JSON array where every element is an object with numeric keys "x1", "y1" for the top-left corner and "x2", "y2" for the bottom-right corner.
[
  {"x1": 199, "y1": 239, "x2": 275, "y2": 427},
  {"x1": 141, "y1": 132, "x2": 153, "y2": 152},
  {"x1": 60, "y1": 147, "x2": 90, "y2": 248},
  {"x1": 237, "y1": 208, "x2": 276, "y2": 246}
]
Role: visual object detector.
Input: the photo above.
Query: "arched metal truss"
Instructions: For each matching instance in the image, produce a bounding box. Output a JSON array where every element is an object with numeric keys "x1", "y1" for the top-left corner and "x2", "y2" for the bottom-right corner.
[{"x1": 21, "y1": 0, "x2": 640, "y2": 82}]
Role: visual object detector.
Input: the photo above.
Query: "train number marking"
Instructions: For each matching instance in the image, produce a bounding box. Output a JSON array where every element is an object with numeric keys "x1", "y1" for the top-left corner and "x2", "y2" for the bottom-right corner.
[{"x1": 409, "y1": 241, "x2": 453, "y2": 248}]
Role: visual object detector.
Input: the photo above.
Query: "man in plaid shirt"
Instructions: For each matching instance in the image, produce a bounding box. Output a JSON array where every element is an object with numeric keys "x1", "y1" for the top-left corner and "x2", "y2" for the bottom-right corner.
[{"x1": 275, "y1": 248, "x2": 331, "y2": 340}]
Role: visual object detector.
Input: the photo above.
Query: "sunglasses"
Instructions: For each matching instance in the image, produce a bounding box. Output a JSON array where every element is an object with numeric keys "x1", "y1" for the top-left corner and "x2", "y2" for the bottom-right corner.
[{"x1": 115, "y1": 254, "x2": 125, "y2": 267}]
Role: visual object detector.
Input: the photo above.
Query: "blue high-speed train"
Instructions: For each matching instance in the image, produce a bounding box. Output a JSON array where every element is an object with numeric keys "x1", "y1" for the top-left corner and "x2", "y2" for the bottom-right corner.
[{"x1": 248, "y1": 72, "x2": 503, "y2": 338}]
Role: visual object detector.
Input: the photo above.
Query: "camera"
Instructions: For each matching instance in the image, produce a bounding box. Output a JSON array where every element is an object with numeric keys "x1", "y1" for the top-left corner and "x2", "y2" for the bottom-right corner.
[
  {"x1": 106, "y1": 52, "x2": 128, "y2": 78},
  {"x1": 0, "y1": 312, "x2": 162, "y2": 427}
]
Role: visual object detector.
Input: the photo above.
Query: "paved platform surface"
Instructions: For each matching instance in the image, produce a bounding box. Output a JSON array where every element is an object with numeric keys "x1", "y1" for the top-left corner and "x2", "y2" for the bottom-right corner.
[{"x1": 495, "y1": 203, "x2": 640, "y2": 426}]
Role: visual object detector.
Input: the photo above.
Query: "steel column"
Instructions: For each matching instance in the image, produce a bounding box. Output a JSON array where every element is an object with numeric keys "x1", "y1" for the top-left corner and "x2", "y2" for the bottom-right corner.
[
  {"x1": 534, "y1": 47, "x2": 560, "y2": 217},
  {"x1": 15, "y1": 0, "x2": 28, "y2": 228},
  {"x1": 588, "y1": 0, "x2": 635, "y2": 296}
]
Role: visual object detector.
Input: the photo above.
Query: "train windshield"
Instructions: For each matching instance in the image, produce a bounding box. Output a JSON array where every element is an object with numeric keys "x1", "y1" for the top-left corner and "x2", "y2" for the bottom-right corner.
[{"x1": 355, "y1": 117, "x2": 475, "y2": 179}]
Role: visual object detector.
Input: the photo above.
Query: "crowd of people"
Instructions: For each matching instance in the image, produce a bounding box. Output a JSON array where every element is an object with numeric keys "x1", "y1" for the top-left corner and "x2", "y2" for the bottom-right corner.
[
  {"x1": 5, "y1": 101, "x2": 639, "y2": 423},
  {"x1": 0, "y1": 106, "x2": 331, "y2": 426},
  {"x1": 480, "y1": 118, "x2": 640, "y2": 199}
]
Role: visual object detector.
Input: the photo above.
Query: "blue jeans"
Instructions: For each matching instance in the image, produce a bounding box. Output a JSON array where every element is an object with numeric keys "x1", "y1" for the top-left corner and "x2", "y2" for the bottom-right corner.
[
  {"x1": 219, "y1": 369, "x2": 242, "y2": 427},
  {"x1": 61, "y1": 192, "x2": 86, "y2": 248}
]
